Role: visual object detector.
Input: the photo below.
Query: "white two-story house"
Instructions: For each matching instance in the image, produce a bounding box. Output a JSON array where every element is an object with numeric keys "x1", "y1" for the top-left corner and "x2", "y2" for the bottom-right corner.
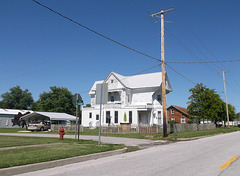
[{"x1": 82, "y1": 71, "x2": 172, "y2": 127}]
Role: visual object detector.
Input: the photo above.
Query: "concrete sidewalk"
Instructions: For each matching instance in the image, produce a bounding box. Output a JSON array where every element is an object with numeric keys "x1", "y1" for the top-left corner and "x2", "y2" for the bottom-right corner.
[{"x1": 0, "y1": 133, "x2": 170, "y2": 147}]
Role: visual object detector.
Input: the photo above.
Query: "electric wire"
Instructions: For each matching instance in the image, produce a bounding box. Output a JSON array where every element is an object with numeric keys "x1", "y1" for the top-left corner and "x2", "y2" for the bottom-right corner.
[
  {"x1": 120, "y1": 63, "x2": 161, "y2": 81},
  {"x1": 32, "y1": 0, "x2": 195, "y2": 85},
  {"x1": 164, "y1": 0, "x2": 240, "y2": 97},
  {"x1": 165, "y1": 63, "x2": 195, "y2": 84},
  {"x1": 129, "y1": 0, "x2": 196, "y2": 85},
  {"x1": 79, "y1": 63, "x2": 163, "y2": 95},
  {"x1": 165, "y1": 28, "x2": 220, "y2": 73},
  {"x1": 166, "y1": 59, "x2": 240, "y2": 64},
  {"x1": 32, "y1": 0, "x2": 161, "y2": 62},
  {"x1": 138, "y1": 0, "x2": 240, "y2": 103}
]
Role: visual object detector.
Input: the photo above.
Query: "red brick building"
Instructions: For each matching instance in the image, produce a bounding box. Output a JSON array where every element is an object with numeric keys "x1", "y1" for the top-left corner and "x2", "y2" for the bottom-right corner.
[{"x1": 167, "y1": 105, "x2": 190, "y2": 124}]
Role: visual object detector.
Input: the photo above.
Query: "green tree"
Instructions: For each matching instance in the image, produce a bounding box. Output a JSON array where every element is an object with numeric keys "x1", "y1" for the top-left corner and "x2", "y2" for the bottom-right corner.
[
  {"x1": 187, "y1": 83, "x2": 227, "y2": 123},
  {"x1": 35, "y1": 86, "x2": 75, "y2": 115},
  {"x1": 218, "y1": 103, "x2": 236, "y2": 123},
  {"x1": 0, "y1": 86, "x2": 33, "y2": 109},
  {"x1": 86, "y1": 104, "x2": 91, "y2": 107},
  {"x1": 123, "y1": 112, "x2": 127, "y2": 122}
]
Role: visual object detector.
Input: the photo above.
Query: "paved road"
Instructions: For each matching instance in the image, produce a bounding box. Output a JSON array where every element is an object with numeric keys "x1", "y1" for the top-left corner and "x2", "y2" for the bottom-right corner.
[
  {"x1": 0, "y1": 133, "x2": 165, "y2": 147},
  {"x1": 220, "y1": 157, "x2": 240, "y2": 176},
  {"x1": 12, "y1": 131, "x2": 240, "y2": 176}
]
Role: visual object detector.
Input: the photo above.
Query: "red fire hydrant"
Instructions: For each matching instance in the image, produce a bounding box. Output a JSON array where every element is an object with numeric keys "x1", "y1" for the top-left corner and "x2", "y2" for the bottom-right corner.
[{"x1": 59, "y1": 127, "x2": 65, "y2": 140}]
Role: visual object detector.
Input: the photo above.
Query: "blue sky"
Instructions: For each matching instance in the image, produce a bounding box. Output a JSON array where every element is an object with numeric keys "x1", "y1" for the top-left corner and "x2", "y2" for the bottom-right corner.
[{"x1": 1, "y1": 0, "x2": 240, "y2": 112}]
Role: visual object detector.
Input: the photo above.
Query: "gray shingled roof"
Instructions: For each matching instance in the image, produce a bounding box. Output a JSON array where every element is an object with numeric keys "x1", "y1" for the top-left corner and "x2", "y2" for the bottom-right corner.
[{"x1": 89, "y1": 71, "x2": 172, "y2": 94}]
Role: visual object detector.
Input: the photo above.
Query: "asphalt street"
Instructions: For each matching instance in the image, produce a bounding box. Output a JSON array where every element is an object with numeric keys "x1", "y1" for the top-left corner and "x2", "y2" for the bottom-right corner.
[{"x1": 11, "y1": 131, "x2": 240, "y2": 176}]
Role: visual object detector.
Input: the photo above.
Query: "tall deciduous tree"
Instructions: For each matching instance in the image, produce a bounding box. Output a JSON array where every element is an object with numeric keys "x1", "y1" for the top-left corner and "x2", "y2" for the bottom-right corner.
[
  {"x1": 36, "y1": 86, "x2": 75, "y2": 115},
  {"x1": 187, "y1": 83, "x2": 235, "y2": 123},
  {"x1": 0, "y1": 86, "x2": 33, "y2": 109}
]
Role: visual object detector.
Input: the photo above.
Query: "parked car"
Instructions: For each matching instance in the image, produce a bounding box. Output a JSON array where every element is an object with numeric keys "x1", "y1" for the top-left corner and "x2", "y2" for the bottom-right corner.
[{"x1": 27, "y1": 121, "x2": 51, "y2": 131}]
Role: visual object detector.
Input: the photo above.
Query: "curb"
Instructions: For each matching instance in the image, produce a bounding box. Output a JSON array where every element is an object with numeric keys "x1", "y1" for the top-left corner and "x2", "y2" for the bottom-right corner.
[
  {"x1": 0, "y1": 147, "x2": 127, "y2": 176},
  {"x1": 137, "y1": 140, "x2": 173, "y2": 149}
]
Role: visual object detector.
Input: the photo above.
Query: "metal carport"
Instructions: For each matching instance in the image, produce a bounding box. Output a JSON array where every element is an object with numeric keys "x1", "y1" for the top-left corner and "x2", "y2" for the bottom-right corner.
[{"x1": 20, "y1": 112, "x2": 76, "y2": 122}]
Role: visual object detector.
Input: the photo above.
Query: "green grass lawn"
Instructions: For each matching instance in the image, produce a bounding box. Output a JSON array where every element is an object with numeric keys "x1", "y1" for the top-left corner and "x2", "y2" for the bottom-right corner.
[
  {"x1": 0, "y1": 128, "x2": 26, "y2": 133},
  {"x1": 0, "y1": 135, "x2": 125, "y2": 169},
  {"x1": 0, "y1": 136, "x2": 62, "y2": 148}
]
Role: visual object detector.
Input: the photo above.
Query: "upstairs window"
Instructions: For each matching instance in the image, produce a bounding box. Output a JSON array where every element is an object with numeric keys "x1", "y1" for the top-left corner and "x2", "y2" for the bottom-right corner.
[
  {"x1": 157, "y1": 95, "x2": 161, "y2": 102},
  {"x1": 111, "y1": 79, "x2": 114, "y2": 83},
  {"x1": 89, "y1": 112, "x2": 92, "y2": 119},
  {"x1": 171, "y1": 110, "x2": 174, "y2": 114},
  {"x1": 96, "y1": 114, "x2": 99, "y2": 120},
  {"x1": 111, "y1": 96, "x2": 114, "y2": 102}
]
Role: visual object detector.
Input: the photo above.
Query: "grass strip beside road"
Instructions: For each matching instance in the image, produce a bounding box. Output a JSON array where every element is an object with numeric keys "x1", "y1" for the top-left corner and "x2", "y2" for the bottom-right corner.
[
  {"x1": 0, "y1": 136, "x2": 125, "y2": 169},
  {"x1": 168, "y1": 127, "x2": 240, "y2": 140}
]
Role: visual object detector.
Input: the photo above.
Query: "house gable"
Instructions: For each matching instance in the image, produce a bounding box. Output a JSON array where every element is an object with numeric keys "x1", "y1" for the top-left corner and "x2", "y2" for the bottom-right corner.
[
  {"x1": 104, "y1": 72, "x2": 126, "y2": 90},
  {"x1": 167, "y1": 105, "x2": 190, "y2": 124}
]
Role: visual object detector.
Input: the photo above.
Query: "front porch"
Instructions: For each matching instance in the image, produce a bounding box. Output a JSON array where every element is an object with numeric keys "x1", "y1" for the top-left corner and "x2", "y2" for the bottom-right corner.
[{"x1": 138, "y1": 110, "x2": 151, "y2": 126}]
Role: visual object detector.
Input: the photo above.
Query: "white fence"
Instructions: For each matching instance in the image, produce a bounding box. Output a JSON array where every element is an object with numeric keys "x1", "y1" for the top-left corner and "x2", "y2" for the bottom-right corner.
[{"x1": 51, "y1": 124, "x2": 83, "y2": 132}]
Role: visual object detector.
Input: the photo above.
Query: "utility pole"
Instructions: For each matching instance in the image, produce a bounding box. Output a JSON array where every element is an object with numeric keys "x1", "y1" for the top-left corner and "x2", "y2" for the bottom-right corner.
[
  {"x1": 151, "y1": 8, "x2": 173, "y2": 137},
  {"x1": 218, "y1": 71, "x2": 230, "y2": 128}
]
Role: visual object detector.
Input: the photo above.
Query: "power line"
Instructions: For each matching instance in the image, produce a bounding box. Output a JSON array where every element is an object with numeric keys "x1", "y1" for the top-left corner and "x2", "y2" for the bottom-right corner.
[
  {"x1": 32, "y1": 0, "x2": 195, "y2": 87},
  {"x1": 136, "y1": 0, "x2": 240, "y2": 100},
  {"x1": 124, "y1": 63, "x2": 161, "y2": 78},
  {"x1": 166, "y1": 59, "x2": 240, "y2": 64},
  {"x1": 79, "y1": 63, "x2": 162, "y2": 95},
  {"x1": 165, "y1": 63, "x2": 195, "y2": 84},
  {"x1": 127, "y1": 1, "x2": 195, "y2": 85},
  {"x1": 32, "y1": 0, "x2": 161, "y2": 62},
  {"x1": 164, "y1": 0, "x2": 240, "y2": 95}
]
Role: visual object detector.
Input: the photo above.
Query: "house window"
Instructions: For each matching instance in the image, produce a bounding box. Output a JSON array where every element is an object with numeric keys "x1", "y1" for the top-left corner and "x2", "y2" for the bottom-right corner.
[
  {"x1": 96, "y1": 114, "x2": 99, "y2": 120},
  {"x1": 157, "y1": 95, "x2": 161, "y2": 102},
  {"x1": 111, "y1": 96, "x2": 114, "y2": 102},
  {"x1": 171, "y1": 110, "x2": 174, "y2": 114},
  {"x1": 158, "y1": 111, "x2": 161, "y2": 124},
  {"x1": 129, "y1": 111, "x2": 132, "y2": 123},
  {"x1": 115, "y1": 111, "x2": 118, "y2": 123},
  {"x1": 89, "y1": 112, "x2": 92, "y2": 119},
  {"x1": 106, "y1": 111, "x2": 111, "y2": 124},
  {"x1": 181, "y1": 117, "x2": 185, "y2": 123},
  {"x1": 171, "y1": 117, "x2": 175, "y2": 121},
  {"x1": 111, "y1": 79, "x2": 114, "y2": 83}
]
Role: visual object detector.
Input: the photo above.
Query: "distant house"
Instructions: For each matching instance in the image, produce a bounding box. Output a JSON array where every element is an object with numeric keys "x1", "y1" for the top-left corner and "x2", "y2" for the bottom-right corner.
[
  {"x1": 167, "y1": 105, "x2": 190, "y2": 124},
  {"x1": 82, "y1": 71, "x2": 172, "y2": 127}
]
